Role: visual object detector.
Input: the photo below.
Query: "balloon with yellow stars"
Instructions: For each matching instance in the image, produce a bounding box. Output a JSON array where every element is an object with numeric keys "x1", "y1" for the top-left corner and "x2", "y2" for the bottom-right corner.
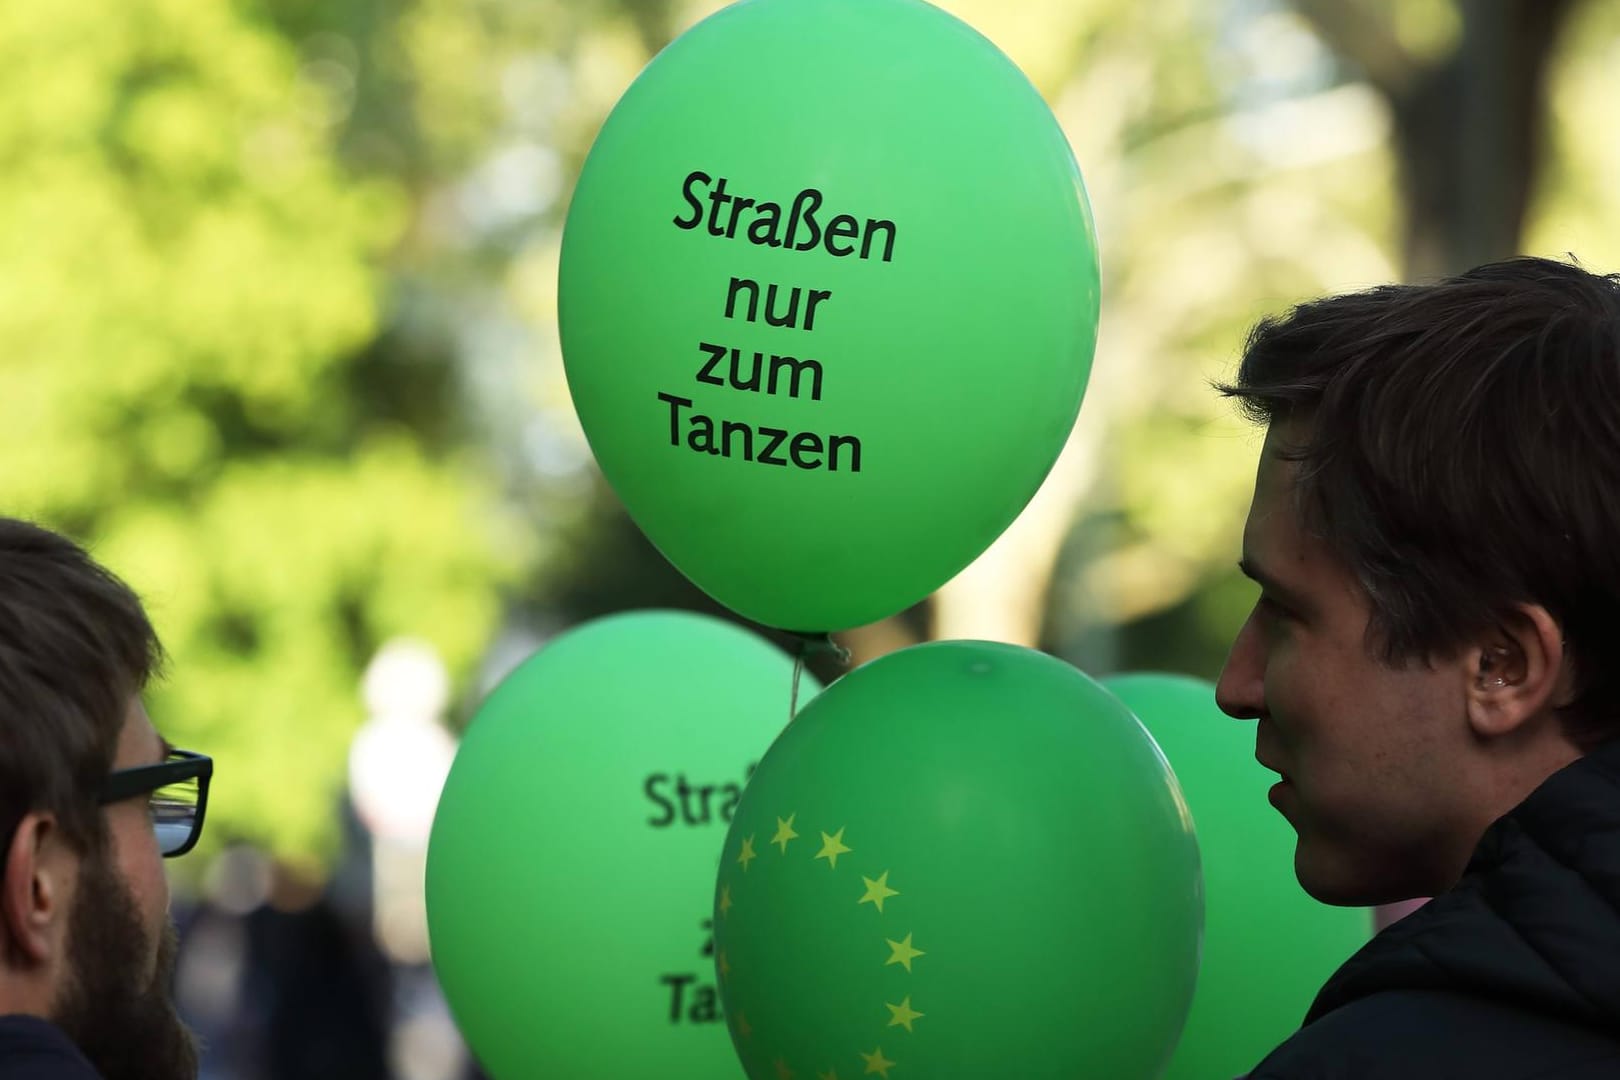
[{"x1": 714, "y1": 641, "x2": 1202, "y2": 1079}]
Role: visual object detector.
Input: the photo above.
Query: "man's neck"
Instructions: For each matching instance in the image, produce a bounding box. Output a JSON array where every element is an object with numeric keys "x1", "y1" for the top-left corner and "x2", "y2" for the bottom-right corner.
[{"x1": 0, "y1": 972, "x2": 56, "y2": 1021}]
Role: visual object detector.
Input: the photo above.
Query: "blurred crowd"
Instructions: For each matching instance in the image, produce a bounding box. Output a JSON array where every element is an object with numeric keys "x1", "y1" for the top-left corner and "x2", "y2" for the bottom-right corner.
[{"x1": 172, "y1": 643, "x2": 485, "y2": 1080}]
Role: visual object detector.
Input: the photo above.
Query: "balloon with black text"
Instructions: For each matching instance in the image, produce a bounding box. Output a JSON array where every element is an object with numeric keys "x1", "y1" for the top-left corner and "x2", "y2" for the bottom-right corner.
[
  {"x1": 560, "y1": 0, "x2": 1101, "y2": 631},
  {"x1": 426, "y1": 611, "x2": 819, "y2": 1079}
]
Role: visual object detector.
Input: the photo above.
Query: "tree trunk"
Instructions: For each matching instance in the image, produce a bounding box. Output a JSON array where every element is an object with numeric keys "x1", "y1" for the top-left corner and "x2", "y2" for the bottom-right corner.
[
  {"x1": 1397, "y1": 0, "x2": 1577, "y2": 277},
  {"x1": 1294, "y1": 0, "x2": 1579, "y2": 280}
]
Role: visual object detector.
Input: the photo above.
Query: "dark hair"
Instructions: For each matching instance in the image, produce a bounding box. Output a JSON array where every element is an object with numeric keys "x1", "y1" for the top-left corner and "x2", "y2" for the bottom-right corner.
[
  {"x1": 0, "y1": 518, "x2": 163, "y2": 856},
  {"x1": 1219, "y1": 256, "x2": 1620, "y2": 745}
]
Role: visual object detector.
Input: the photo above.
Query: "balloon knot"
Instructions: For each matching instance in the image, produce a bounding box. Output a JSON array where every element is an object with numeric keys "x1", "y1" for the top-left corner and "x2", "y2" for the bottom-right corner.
[{"x1": 784, "y1": 631, "x2": 851, "y2": 666}]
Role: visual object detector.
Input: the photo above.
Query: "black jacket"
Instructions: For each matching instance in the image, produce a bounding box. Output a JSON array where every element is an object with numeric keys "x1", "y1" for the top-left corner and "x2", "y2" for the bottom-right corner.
[
  {"x1": 1249, "y1": 740, "x2": 1620, "y2": 1079},
  {"x1": 0, "y1": 1016, "x2": 99, "y2": 1079}
]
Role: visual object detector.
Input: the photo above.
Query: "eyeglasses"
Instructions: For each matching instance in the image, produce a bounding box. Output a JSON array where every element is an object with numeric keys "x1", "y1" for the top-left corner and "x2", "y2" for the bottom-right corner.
[{"x1": 98, "y1": 749, "x2": 213, "y2": 858}]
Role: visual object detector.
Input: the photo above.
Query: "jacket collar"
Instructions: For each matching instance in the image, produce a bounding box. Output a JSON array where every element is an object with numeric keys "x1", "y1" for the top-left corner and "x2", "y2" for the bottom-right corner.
[{"x1": 1306, "y1": 738, "x2": 1620, "y2": 1030}]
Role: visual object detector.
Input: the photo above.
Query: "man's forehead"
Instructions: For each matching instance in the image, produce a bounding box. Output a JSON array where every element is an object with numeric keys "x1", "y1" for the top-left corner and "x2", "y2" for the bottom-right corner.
[
  {"x1": 115, "y1": 698, "x2": 168, "y2": 766},
  {"x1": 1242, "y1": 425, "x2": 1335, "y2": 580},
  {"x1": 1243, "y1": 429, "x2": 1302, "y2": 543},
  {"x1": 1241, "y1": 423, "x2": 1367, "y2": 608}
]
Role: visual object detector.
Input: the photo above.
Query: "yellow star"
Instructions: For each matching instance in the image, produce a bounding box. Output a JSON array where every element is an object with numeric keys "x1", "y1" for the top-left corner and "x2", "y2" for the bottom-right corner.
[
  {"x1": 718, "y1": 949, "x2": 731, "y2": 979},
  {"x1": 738, "y1": 835, "x2": 758, "y2": 871},
  {"x1": 775, "y1": 1058, "x2": 795, "y2": 1080},
  {"x1": 860, "y1": 1047, "x2": 896, "y2": 1077},
  {"x1": 815, "y1": 827, "x2": 852, "y2": 869},
  {"x1": 885, "y1": 996, "x2": 924, "y2": 1033},
  {"x1": 858, "y1": 871, "x2": 898, "y2": 913},
  {"x1": 718, "y1": 883, "x2": 733, "y2": 917},
  {"x1": 772, "y1": 813, "x2": 800, "y2": 854},
  {"x1": 885, "y1": 933, "x2": 924, "y2": 973},
  {"x1": 736, "y1": 1011, "x2": 753, "y2": 1039}
]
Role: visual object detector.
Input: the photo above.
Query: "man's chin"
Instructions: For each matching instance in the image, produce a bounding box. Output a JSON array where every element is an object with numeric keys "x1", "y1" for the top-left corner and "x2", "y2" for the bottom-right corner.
[
  {"x1": 53, "y1": 857, "x2": 199, "y2": 1080},
  {"x1": 1294, "y1": 840, "x2": 1376, "y2": 906},
  {"x1": 145, "y1": 925, "x2": 201, "y2": 1077},
  {"x1": 1294, "y1": 841, "x2": 1434, "y2": 908},
  {"x1": 56, "y1": 939, "x2": 199, "y2": 1080}
]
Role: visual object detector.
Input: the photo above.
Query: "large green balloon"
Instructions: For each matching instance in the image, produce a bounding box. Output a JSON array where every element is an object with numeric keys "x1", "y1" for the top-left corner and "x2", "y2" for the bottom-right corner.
[
  {"x1": 714, "y1": 642, "x2": 1200, "y2": 1080},
  {"x1": 1102, "y1": 674, "x2": 1371, "y2": 1080},
  {"x1": 426, "y1": 611, "x2": 819, "y2": 1079},
  {"x1": 559, "y1": 0, "x2": 1100, "y2": 632}
]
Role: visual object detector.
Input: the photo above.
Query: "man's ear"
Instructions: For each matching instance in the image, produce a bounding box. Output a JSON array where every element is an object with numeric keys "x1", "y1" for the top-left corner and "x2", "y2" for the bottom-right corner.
[
  {"x1": 2, "y1": 812, "x2": 70, "y2": 968},
  {"x1": 1465, "y1": 604, "x2": 1570, "y2": 739}
]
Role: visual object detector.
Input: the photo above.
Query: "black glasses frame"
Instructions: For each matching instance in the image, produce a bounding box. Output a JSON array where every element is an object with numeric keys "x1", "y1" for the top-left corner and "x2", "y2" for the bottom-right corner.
[{"x1": 98, "y1": 749, "x2": 213, "y2": 858}]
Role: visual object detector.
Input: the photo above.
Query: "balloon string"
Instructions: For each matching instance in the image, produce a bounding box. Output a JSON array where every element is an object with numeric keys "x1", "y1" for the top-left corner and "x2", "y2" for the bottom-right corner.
[
  {"x1": 790, "y1": 652, "x2": 807, "y2": 725},
  {"x1": 786, "y1": 631, "x2": 850, "y2": 726}
]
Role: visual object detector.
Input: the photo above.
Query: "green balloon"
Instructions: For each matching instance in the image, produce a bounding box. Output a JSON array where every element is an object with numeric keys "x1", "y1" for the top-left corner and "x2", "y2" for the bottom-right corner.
[
  {"x1": 1101, "y1": 674, "x2": 1371, "y2": 1080},
  {"x1": 426, "y1": 611, "x2": 819, "y2": 1079},
  {"x1": 559, "y1": 0, "x2": 1100, "y2": 632},
  {"x1": 714, "y1": 642, "x2": 1200, "y2": 1080}
]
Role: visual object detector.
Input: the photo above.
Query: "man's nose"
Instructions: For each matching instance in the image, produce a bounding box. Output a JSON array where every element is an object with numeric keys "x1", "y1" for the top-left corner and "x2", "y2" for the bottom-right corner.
[{"x1": 1215, "y1": 615, "x2": 1264, "y2": 721}]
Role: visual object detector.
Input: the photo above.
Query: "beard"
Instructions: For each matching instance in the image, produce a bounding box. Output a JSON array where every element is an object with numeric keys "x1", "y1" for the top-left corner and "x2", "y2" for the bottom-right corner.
[{"x1": 50, "y1": 848, "x2": 199, "y2": 1080}]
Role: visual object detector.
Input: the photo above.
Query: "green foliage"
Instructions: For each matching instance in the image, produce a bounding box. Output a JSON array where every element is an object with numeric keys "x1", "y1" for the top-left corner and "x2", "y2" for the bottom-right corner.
[{"x1": 0, "y1": 0, "x2": 515, "y2": 863}]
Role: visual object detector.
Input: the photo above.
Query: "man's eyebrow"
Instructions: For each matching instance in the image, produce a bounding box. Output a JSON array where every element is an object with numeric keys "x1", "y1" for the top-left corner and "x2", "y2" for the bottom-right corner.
[{"x1": 1238, "y1": 558, "x2": 1309, "y2": 608}]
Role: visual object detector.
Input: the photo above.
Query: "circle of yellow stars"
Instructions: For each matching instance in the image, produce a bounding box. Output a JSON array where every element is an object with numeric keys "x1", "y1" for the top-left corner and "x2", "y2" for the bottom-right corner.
[{"x1": 720, "y1": 812, "x2": 927, "y2": 1079}]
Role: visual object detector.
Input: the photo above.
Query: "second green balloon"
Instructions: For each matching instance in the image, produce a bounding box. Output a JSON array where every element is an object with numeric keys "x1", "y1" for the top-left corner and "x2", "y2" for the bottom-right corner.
[{"x1": 714, "y1": 641, "x2": 1201, "y2": 1080}]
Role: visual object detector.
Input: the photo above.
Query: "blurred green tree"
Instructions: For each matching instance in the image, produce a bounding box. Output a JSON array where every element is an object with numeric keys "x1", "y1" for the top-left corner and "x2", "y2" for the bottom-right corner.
[{"x1": 0, "y1": 0, "x2": 520, "y2": 865}]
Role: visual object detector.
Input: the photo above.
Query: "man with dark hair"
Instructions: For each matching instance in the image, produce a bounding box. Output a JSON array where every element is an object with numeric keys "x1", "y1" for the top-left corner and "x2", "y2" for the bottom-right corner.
[
  {"x1": 1217, "y1": 256, "x2": 1620, "y2": 1076},
  {"x1": 0, "y1": 518, "x2": 211, "y2": 1079}
]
